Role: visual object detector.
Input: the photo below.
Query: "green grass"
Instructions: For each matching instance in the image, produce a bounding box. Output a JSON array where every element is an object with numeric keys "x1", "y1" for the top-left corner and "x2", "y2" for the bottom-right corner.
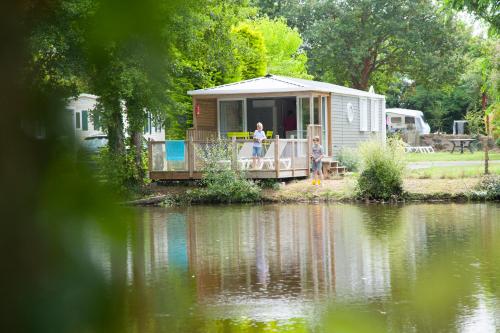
[
  {"x1": 407, "y1": 164, "x2": 500, "y2": 179},
  {"x1": 405, "y1": 151, "x2": 500, "y2": 162}
]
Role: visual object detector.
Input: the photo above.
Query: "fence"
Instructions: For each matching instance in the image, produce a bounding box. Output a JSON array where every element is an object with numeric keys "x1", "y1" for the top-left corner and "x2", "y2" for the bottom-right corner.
[
  {"x1": 149, "y1": 137, "x2": 310, "y2": 179},
  {"x1": 148, "y1": 125, "x2": 320, "y2": 179}
]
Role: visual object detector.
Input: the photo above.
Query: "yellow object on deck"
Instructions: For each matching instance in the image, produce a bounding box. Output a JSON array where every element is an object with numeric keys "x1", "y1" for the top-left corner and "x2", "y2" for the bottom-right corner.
[{"x1": 226, "y1": 131, "x2": 250, "y2": 139}]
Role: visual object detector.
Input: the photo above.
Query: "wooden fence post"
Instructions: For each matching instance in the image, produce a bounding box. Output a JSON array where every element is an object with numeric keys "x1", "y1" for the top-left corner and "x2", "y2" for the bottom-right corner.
[
  {"x1": 231, "y1": 136, "x2": 237, "y2": 171},
  {"x1": 275, "y1": 135, "x2": 280, "y2": 178},
  {"x1": 188, "y1": 132, "x2": 194, "y2": 178},
  {"x1": 291, "y1": 139, "x2": 295, "y2": 177},
  {"x1": 147, "y1": 138, "x2": 153, "y2": 175},
  {"x1": 307, "y1": 125, "x2": 312, "y2": 177}
]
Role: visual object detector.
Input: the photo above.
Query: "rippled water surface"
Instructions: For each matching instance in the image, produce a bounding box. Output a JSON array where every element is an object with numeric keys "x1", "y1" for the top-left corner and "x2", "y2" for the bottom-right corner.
[{"x1": 91, "y1": 203, "x2": 500, "y2": 332}]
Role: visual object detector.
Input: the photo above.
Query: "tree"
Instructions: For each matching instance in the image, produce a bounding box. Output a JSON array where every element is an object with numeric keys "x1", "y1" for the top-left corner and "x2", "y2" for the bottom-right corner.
[
  {"x1": 163, "y1": 0, "x2": 259, "y2": 138},
  {"x1": 248, "y1": 16, "x2": 311, "y2": 78},
  {"x1": 266, "y1": 0, "x2": 467, "y2": 91},
  {"x1": 444, "y1": 0, "x2": 500, "y2": 32},
  {"x1": 231, "y1": 23, "x2": 267, "y2": 79}
]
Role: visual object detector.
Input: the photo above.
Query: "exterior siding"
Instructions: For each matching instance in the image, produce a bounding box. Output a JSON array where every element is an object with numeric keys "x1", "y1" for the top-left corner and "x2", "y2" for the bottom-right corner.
[
  {"x1": 330, "y1": 94, "x2": 385, "y2": 158},
  {"x1": 194, "y1": 98, "x2": 217, "y2": 130}
]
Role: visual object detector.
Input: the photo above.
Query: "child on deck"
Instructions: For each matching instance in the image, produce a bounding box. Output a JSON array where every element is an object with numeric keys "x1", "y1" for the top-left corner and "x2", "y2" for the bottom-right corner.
[
  {"x1": 311, "y1": 136, "x2": 324, "y2": 185},
  {"x1": 252, "y1": 122, "x2": 266, "y2": 169}
]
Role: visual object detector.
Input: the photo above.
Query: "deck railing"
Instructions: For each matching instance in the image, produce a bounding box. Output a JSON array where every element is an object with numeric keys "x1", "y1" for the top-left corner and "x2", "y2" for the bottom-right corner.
[
  {"x1": 149, "y1": 137, "x2": 310, "y2": 179},
  {"x1": 148, "y1": 125, "x2": 321, "y2": 179}
]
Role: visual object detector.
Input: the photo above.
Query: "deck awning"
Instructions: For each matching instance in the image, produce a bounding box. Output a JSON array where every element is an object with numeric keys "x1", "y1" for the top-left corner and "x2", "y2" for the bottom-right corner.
[{"x1": 188, "y1": 74, "x2": 385, "y2": 98}]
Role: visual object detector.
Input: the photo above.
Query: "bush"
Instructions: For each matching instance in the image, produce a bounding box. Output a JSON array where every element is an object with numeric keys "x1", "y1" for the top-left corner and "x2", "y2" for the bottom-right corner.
[
  {"x1": 187, "y1": 140, "x2": 261, "y2": 203},
  {"x1": 356, "y1": 138, "x2": 406, "y2": 200},
  {"x1": 473, "y1": 174, "x2": 500, "y2": 200},
  {"x1": 94, "y1": 147, "x2": 148, "y2": 196},
  {"x1": 337, "y1": 148, "x2": 359, "y2": 172}
]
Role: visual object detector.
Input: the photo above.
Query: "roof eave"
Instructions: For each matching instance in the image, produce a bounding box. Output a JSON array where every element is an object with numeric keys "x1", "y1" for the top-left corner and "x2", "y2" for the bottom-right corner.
[{"x1": 188, "y1": 87, "x2": 330, "y2": 96}]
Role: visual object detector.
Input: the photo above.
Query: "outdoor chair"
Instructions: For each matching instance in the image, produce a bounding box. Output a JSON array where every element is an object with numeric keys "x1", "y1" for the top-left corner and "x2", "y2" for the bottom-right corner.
[
  {"x1": 259, "y1": 142, "x2": 291, "y2": 170},
  {"x1": 404, "y1": 144, "x2": 435, "y2": 153},
  {"x1": 237, "y1": 142, "x2": 254, "y2": 170}
]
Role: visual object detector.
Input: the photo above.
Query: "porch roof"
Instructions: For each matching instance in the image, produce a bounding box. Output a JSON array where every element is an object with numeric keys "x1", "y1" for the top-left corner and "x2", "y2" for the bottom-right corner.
[{"x1": 187, "y1": 74, "x2": 385, "y2": 98}]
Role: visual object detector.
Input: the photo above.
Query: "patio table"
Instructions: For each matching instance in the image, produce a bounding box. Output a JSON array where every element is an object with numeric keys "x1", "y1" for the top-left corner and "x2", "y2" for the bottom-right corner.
[{"x1": 449, "y1": 138, "x2": 476, "y2": 154}]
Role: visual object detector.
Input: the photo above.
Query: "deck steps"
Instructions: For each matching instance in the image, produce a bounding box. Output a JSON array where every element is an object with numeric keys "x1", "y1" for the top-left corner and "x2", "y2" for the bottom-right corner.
[{"x1": 322, "y1": 160, "x2": 346, "y2": 178}]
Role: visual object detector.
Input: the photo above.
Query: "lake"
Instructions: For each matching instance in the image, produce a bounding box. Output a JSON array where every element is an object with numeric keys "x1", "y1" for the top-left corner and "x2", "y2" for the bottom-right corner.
[{"x1": 90, "y1": 203, "x2": 500, "y2": 332}]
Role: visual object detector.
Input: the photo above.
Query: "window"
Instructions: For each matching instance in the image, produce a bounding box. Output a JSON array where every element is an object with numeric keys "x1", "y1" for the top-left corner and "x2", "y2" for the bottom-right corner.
[
  {"x1": 75, "y1": 112, "x2": 81, "y2": 129},
  {"x1": 370, "y1": 99, "x2": 379, "y2": 132},
  {"x1": 82, "y1": 111, "x2": 88, "y2": 131},
  {"x1": 359, "y1": 98, "x2": 368, "y2": 131},
  {"x1": 219, "y1": 100, "x2": 244, "y2": 136},
  {"x1": 391, "y1": 117, "x2": 402, "y2": 124},
  {"x1": 405, "y1": 117, "x2": 415, "y2": 124},
  {"x1": 313, "y1": 97, "x2": 320, "y2": 124},
  {"x1": 93, "y1": 113, "x2": 100, "y2": 131}
]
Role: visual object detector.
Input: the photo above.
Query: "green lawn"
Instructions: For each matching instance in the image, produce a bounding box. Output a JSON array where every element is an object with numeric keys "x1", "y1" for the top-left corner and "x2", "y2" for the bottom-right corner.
[
  {"x1": 405, "y1": 151, "x2": 500, "y2": 162},
  {"x1": 407, "y1": 164, "x2": 500, "y2": 179}
]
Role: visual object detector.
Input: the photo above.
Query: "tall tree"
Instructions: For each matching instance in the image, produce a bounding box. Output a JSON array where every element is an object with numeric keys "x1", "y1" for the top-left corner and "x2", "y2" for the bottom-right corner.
[
  {"x1": 261, "y1": 0, "x2": 468, "y2": 91},
  {"x1": 248, "y1": 16, "x2": 311, "y2": 78}
]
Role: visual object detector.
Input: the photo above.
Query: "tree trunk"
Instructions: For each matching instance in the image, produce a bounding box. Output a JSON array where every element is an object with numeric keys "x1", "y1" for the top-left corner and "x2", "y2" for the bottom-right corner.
[
  {"x1": 107, "y1": 106, "x2": 125, "y2": 155},
  {"x1": 482, "y1": 93, "x2": 489, "y2": 175},
  {"x1": 131, "y1": 129, "x2": 145, "y2": 181},
  {"x1": 126, "y1": 101, "x2": 146, "y2": 185}
]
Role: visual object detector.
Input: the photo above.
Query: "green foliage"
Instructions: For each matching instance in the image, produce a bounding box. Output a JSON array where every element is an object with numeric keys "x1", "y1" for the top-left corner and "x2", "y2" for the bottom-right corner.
[
  {"x1": 248, "y1": 16, "x2": 312, "y2": 79},
  {"x1": 464, "y1": 109, "x2": 486, "y2": 135},
  {"x1": 187, "y1": 140, "x2": 261, "y2": 203},
  {"x1": 284, "y1": 0, "x2": 468, "y2": 90},
  {"x1": 337, "y1": 148, "x2": 360, "y2": 172},
  {"x1": 445, "y1": 0, "x2": 499, "y2": 33},
  {"x1": 231, "y1": 23, "x2": 267, "y2": 79},
  {"x1": 256, "y1": 178, "x2": 281, "y2": 189},
  {"x1": 356, "y1": 138, "x2": 406, "y2": 200},
  {"x1": 94, "y1": 146, "x2": 148, "y2": 196},
  {"x1": 473, "y1": 174, "x2": 500, "y2": 199}
]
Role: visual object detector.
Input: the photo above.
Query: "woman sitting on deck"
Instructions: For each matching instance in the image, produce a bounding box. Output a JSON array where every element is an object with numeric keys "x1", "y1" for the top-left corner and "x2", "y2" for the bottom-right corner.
[{"x1": 252, "y1": 122, "x2": 266, "y2": 169}]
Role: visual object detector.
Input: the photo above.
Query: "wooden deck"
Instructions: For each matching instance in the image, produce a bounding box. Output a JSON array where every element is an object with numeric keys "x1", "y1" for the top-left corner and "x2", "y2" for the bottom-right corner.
[
  {"x1": 149, "y1": 169, "x2": 309, "y2": 180},
  {"x1": 147, "y1": 127, "x2": 329, "y2": 180}
]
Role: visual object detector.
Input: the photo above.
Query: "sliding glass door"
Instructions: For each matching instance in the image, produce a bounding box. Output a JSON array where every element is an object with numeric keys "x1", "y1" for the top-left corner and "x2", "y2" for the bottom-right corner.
[
  {"x1": 297, "y1": 97, "x2": 310, "y2": 139},
  {"x1": 218, "y1": 99, "x2": 246, "y2": 137}
]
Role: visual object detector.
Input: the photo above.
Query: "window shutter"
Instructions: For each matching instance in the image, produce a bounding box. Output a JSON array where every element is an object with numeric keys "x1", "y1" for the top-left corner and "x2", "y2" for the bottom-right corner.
[
  {"x1": 75, "y1": 112, "x2": 81, "y2": 129},
  {"x1": 93, "y1": 113, "x2": 100, "y2": 131},
  {"x1": 82, "y1": 111, "x2": 88, "y2": 131},
  {"x1": 371, "y1": 99, "x2": 379, "y2": 132},
  {"x1": 360, "y1": 98, "x2": 368, "y2": 131}
]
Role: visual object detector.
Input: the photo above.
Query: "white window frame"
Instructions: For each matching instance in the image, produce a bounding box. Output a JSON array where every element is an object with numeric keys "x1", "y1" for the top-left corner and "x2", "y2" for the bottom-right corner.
[
  {"x1": 370, "y1": 99, "x2": 379, "y2": 132},
  {"x1": 296, "y1": 95, "x2": 311, "y2": 139},
  {"x1": 321, "y1": 95, "x2": 329, "y2": 155},
  {"x1": 360, "y1": 97, "x2": 368, "y2": 132},
  {"x1": 217, "y1": 98, "x2": 247, "y2": 138}
]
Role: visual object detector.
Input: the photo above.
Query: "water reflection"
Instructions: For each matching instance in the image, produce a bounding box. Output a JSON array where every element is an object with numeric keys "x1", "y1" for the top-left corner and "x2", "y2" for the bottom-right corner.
[{"x1": 93, "y1": 203, "x2": 500, "y2": 332}]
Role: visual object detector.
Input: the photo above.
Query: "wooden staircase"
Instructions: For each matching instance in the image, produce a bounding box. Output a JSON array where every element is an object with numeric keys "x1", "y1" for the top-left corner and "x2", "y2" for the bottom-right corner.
[{"x1": 322, "y1": 159, "x2": 346, "y2": 178}]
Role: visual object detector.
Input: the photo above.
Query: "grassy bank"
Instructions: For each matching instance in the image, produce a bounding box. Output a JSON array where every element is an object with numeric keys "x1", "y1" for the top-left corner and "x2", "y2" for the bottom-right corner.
[
  {"x1": 405, "y1": 151, "x2": 500, "y2": 162},
  {"x1": 138, "y1": 175, "x2": 498, "y2": 206},
  {"x1": 408, "y1": 164, "x2": 500, "y2": 179}
]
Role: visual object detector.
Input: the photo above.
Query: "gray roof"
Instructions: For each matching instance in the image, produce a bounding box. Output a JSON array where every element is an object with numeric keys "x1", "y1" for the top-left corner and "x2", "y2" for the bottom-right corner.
[{"x1": 188, "y1": 74, "x2": 385, "y2": 98}]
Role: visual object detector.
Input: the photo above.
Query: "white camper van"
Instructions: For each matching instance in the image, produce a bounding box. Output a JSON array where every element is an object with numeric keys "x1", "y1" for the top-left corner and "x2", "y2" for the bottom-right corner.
[{"x1": 386, "y1": 108, "x2": 430, "y2": 135}]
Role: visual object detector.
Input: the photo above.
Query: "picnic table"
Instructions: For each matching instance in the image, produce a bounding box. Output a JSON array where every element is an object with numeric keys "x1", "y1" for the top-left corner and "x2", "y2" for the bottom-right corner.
[{"x1": 450, "y1": 138, "x2": 476, "y2": 154}]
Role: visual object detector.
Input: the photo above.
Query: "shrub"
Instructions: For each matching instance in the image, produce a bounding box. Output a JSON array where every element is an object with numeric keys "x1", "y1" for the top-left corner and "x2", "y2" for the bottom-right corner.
[
  {"x1": 188, "y1": 140, "x2": 261, "y2": 203},
  {"x1": 93, "y1": 147, "x2": 148, "y2": 196},
  {"x1": 474, "y1": 174, "x2": 500, "y2": 200},
  {"x1": 337, "y1": 147, "x2": 359, "y2": 172},
  {"x1": 356, "y1": 138, "x2": 406, "y2": 200}
]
